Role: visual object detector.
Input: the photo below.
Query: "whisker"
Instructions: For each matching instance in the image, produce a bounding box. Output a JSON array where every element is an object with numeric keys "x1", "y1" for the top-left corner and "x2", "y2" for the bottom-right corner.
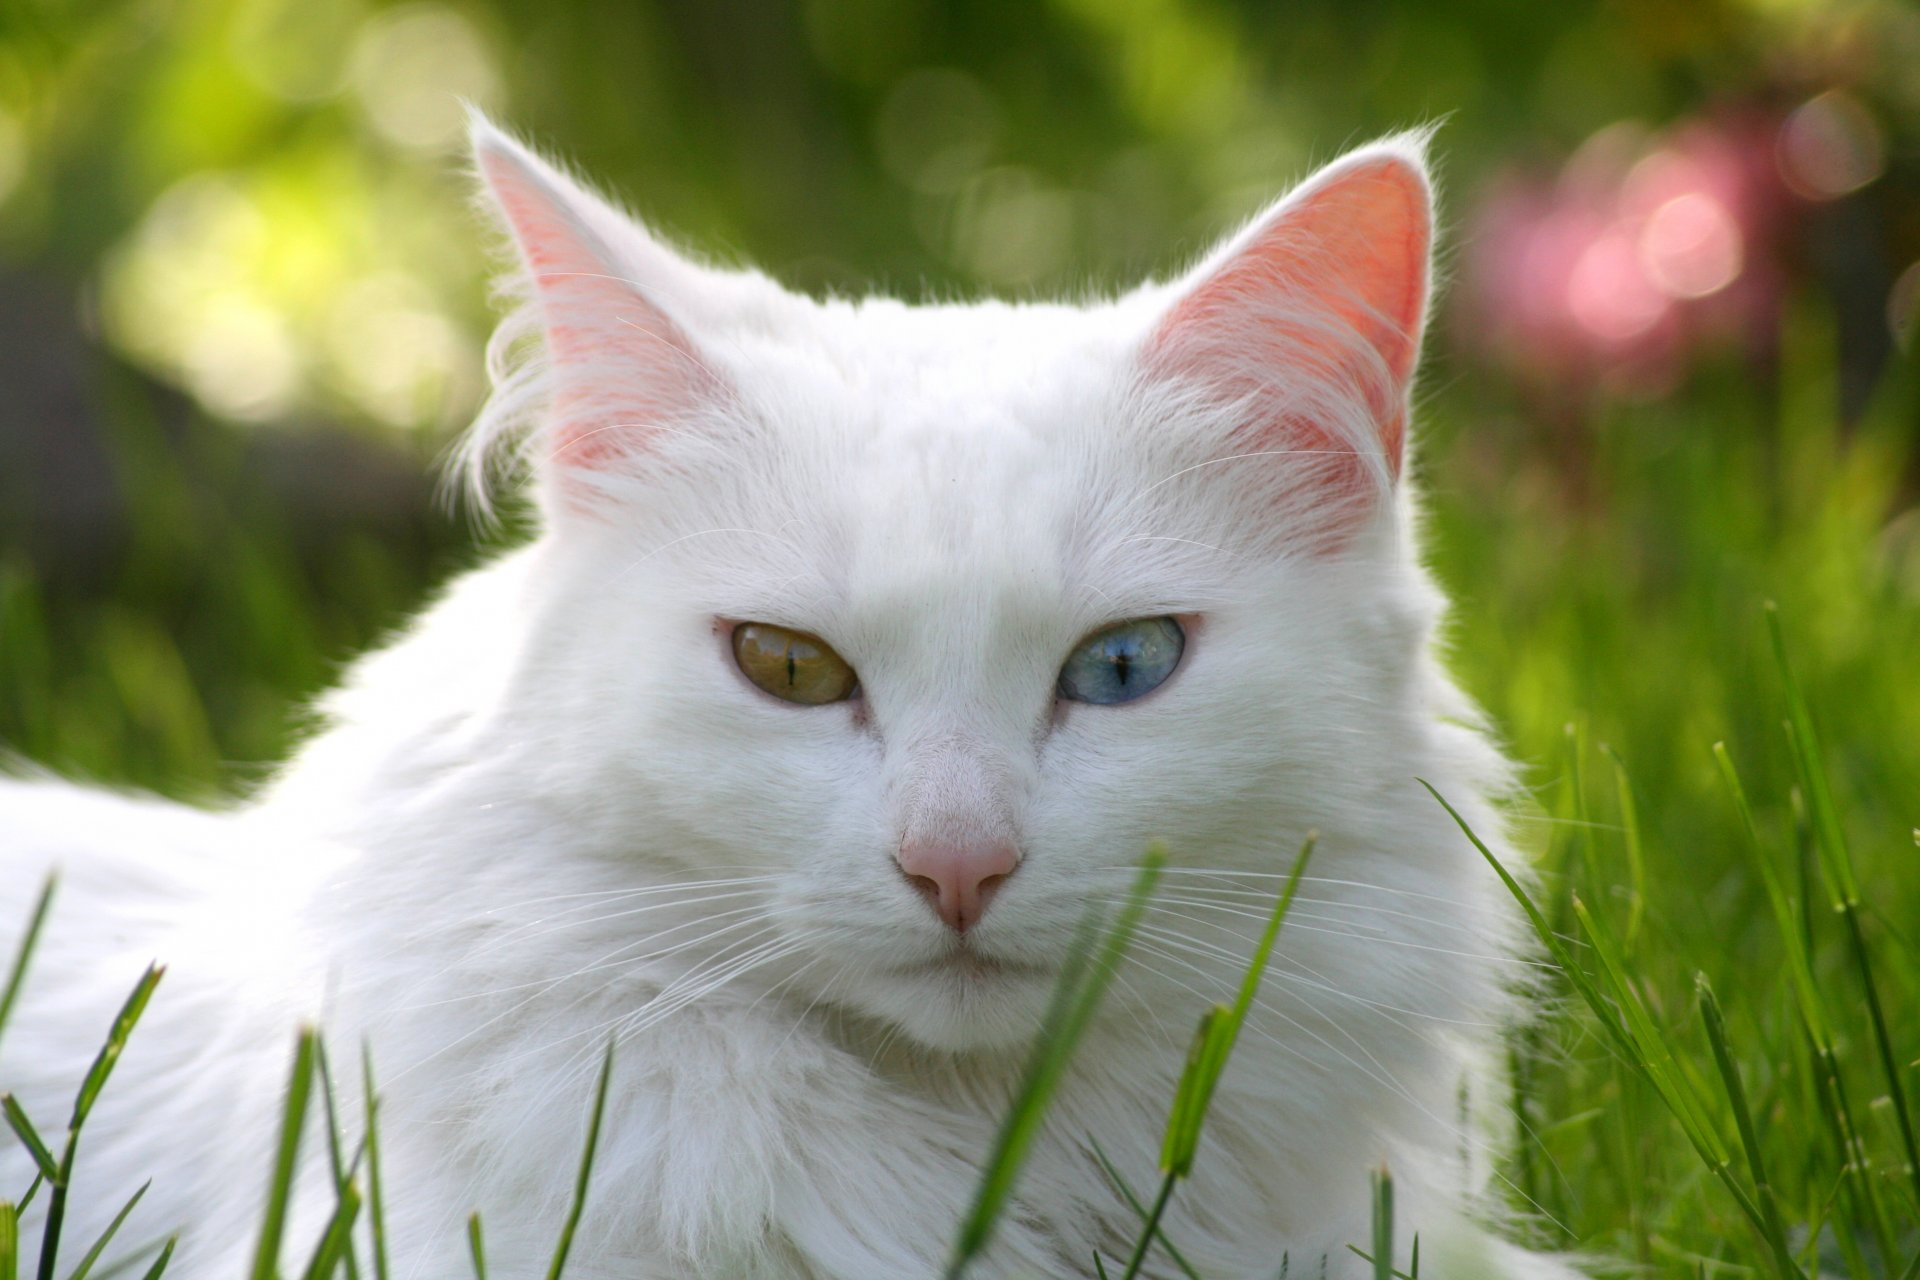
[
  {"x1": 386, "y1": 912, "x2": 785, "y2": 1077},
  {"x1": 1146, "y1": 885, "x2": 1505, "y2": 939},
  {"x1": 533, "y1": 928, "x2": 806, "y2": 1085},
  {"x1": 1130, "y1": 921, "x2": 1498, "y2": 1029},
  {"x1": 500, "y1": 886, "x2": 775, "y2": 946},
  {"x1": 1146, "y1": 869, "x2": 1507, "y2": 912},
  {"x1": 1104, "y1": 893, "x2": 1551, "y2": 970}
]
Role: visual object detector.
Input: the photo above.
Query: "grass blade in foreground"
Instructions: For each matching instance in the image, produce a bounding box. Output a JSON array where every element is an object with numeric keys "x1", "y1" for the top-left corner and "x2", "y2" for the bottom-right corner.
[
  {"x1": 1347, "y1": 1168, "x2": 1419, "y2": 1280},
  {"x1": 362, "y1": 1046, "x2": 390, "y2": 1280},
  {"x1": 1372, "y1": 1167, "x2": 1393, "y2": 1280},
  {"x1": 309, "y1": 1039, "x2": 362, "y2": 1280},
  {"x1": 136, "y1": 1238, "x2": 175, "y2": 1280},
  {"x1": 467, "y1": 1214, "x2": 487, "y2": 1280},
  {"x1": 1697, "y1": 975, "x2": 1797, "y2": 1277},
  {"x1": 1087, "y1": 1140, "x2": 1201, "y2": 1280},
  {"x1": 1116, "y1": 836, "x2": 1316, "y2": 1280},
  {"x1": 296, "y1": 1180, "x2": 361, "y2": 1280},
  {"x1": 62, "y1": 1179, "x2": 148, "y2": 1280},
  {"x1": 1, "y1": 1096, "x2": 55, "y2": 1184},
  {"x1": 946, "y1": 847, "x2": 1166, "y2": 1279},
  {"x1": 0, "y1": 878, "x2": 55, "y2": 1055},
  {"x1": 250, "y1": 1027, "x2": 317, "y2": 1280},
  {"x1": 68, "y1": 965, "x2": 163, "y2": 1134},
  {"x1": 544, "y1": 1041, "x2": 615, "y2": 1280},
  {"x1": 36, "y1": 963, "x2": 165, "y2": 1280}
]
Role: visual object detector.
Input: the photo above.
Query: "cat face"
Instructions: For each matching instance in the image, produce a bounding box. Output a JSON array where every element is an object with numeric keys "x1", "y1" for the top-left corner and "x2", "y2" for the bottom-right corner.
[{"x1": 469, "y1": 119, "x2": 1437, "y2": 1051}]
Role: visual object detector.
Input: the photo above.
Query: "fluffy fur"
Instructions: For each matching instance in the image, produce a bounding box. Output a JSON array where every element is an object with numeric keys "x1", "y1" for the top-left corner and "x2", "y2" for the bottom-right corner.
[{"x1": 0, "y1": 118, "x2": 1586, "y2": 1278}]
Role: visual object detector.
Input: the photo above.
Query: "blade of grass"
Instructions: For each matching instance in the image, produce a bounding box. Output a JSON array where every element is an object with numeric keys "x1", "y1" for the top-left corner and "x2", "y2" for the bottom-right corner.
[
  {"x1": 1768, "y1": 606, "x2": 1920, "y2": 1208},
  {"x1": 1599, "y1": 744, "x2": 1647, "y2": 950},
  {"x1": 1342, "y1": 1246, "x2": 1416, "y2": 1280},
  {"x1": 361, "y1": 1047, "x2": 389, "y2": 1280},
  {"x1": 1162, "y1": 836, "x2": 1316, "y2": 1178},
  {"x1": 135, "y1": 1240, "x2": 174, "y2": 1280},
  {"x1": 1371, "y1": 1166, "x2": 1393, "y2": 1280},
  {"x1": 250, "y1": 1027, "x2": 317, "y2": 1280},
  {"x1": 1115, "y1": 1169, "x2": 1179, "y2": 1280},
  {"x1": 1, "y1": 1098, "x2": 55, "y2": 1183},
  {"x1": 1713, "y1": 745, "x2": 1834, "y2": 1052},
  {"x1": 310, "y1": 1041, "x2": 361, "y2": 1280},
  {"x1": 69, "y1": 966, "x2": 163, "y2": 1133},
  {"x1": 947, "y1": 848, "x2": 1166, "y2": 1279},
  {"x1": 1696, "y1": 976, "x2": 1798, "y2": 1277},
  {"x1": 1570, "y1": 894, "x2": 1734, "y2": 1175},
  {"x1": 543, "y1": 1041, "x2": 614, "y2": 1280},
  {"x1": 1563, "y1": 723, "x2": 1597, "y2": 890},
  {"x1": 62, "y1": 1179, "x2": 149, "y2": 1280},
  {"x1": 40, "y1": 966, "x2": 167, "y2": 1280},
  {"x1": 1421, "y1": 780, "x2": 1637, "y2": 1066},
  {"x1": 296, "y1": 1181, "x2": 361, "y2": 1280},
  {"x1": 3, "y1": 1202, "x2": 16, "y2": 1280},
  {"x1": 1086, "y1": 1139, "x2": 1202, "y2": 1280},
  {"x1": 0, "y1": 878, "x2": 56, "y2": 1055},
  {"x1": 466, "y1": 1216, "x2": 486, "y2": 1280},
  {"x1": 1119, "y1": 836, "x2": 1314, "y2": 1280}
]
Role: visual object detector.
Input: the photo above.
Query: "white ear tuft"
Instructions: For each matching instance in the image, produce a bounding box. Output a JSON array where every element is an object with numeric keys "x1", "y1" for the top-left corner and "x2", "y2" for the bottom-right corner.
[
  {"x1": 466, "y1": 116, "x2": 725, "y2": 499},
  {"x1": 1148, "y1": 134, "x2": 1435, "y2": 505}
]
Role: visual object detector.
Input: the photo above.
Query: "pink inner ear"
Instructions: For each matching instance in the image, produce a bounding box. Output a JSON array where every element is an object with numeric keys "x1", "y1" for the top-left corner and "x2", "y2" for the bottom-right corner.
[
  {"x1": 1150, "y1": 154, "x2": 1431, "y2": 485},
  {"x1": 480, "y1": 149, "x2": 715, "y2": 470}
]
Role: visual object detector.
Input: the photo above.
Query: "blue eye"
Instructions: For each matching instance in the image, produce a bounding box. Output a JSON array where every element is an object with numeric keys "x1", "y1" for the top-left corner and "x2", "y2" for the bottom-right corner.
[{"x1": 1058, "y1": 617, "x2": 1185, "y2": 705}]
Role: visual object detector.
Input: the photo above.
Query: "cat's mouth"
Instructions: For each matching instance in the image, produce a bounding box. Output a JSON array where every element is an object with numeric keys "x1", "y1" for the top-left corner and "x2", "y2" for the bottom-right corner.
[{"x1": 894, "y1": 944, "x2": 1048, "y2": 982}]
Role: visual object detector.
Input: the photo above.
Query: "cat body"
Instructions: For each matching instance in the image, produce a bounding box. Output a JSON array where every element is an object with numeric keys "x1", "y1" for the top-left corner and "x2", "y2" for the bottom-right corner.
[{"x1": 0, "y1": 120, "x2": 1582, "y2": 1278}]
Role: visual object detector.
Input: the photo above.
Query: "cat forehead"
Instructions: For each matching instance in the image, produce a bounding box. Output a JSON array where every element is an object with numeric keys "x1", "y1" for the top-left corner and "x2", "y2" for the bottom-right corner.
[
  {"x1": 733, "y1": 295, "x2": 1160, "y2": 522},
  {"x1": 640, "y1": 282, "x2": 1224, "y2": 617},
  {"x1": 699, "y1": 282, "x2": 1159, "y2": 404}
]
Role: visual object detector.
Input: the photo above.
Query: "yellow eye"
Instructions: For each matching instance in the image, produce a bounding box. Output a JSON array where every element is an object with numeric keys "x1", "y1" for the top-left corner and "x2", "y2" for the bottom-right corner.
[{"x1": 731, "y1": 623, "x2": 859, "y2": 705}]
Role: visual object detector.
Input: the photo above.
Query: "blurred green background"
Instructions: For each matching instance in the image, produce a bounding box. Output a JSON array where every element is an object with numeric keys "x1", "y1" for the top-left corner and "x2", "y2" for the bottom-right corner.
[{"x1": 2, "y1": 0, "x2": 1918, "y2": 1270}]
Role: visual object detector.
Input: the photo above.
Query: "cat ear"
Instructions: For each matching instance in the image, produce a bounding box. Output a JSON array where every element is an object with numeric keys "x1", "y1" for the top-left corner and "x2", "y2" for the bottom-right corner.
[
  {"x1": 470, "y1": 115, "x2": 725, "y2": 479},
  {"x1": 1147, "y1": 136, "x2": 1433, "y2": 503}
]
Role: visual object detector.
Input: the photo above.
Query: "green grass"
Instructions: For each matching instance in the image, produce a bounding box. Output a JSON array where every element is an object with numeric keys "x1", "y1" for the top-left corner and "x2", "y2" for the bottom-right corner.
[{"x1": 2, "y1": 311, "x2": 1918, "y2": 1274}]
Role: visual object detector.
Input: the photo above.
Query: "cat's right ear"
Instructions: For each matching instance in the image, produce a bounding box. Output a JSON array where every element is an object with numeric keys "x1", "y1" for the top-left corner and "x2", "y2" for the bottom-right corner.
[
  {"x1": 1143, "y1": 136, "x2": 1433, "y2": 523},
  {"x1": 469, "y1": 115, "x2": 727, "y2": 491}
]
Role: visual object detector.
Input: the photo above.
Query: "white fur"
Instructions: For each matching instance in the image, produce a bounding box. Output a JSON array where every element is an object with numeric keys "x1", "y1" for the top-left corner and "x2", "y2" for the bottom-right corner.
[{"x1": 0, "y1": 120, "x2": 1586, "y2": 1278}]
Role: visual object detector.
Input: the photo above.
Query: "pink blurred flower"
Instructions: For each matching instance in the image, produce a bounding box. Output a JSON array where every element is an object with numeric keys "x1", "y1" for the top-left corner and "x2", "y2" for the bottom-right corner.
[{"x1": 1461, "y1": 116, "x2": 1785, "y2": 397}]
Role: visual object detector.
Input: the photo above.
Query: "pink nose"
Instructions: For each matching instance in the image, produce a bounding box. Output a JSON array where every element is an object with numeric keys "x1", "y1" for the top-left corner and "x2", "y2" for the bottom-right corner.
[{"x1": 897, "y1": 841, "x2": 1019, "y2": 932}]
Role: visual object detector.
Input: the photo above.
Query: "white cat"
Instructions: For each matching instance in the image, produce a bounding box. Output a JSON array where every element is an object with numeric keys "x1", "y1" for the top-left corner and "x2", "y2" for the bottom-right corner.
[{"x1": 0, "y1": 118, "x2": 1586, "y2": 1278}]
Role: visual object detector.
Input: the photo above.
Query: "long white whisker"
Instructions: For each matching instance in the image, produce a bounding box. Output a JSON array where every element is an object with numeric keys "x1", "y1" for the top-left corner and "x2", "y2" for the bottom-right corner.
[
  {"x1": 535, "y1": 928, "x2": 805, "y2": 1086},
  {"x1": 1145, "y1": 885, "x2": 1503, "y2": 938},
  {"x1": 1147, "y1": 868, "x2": 1508, "y2": 912},
  {"x1": 1107, "y1": 893, "x2": 1550, "y2": 970},
  {"x1": 1130, "y1": 921, "x2": 1497, "y2": 1030},
  {"x1": 400, "y1": 906, "x2": 777, "y2": 1009},
  {"x1": 386, "y1": 908, "x2": 783, "y2": 1077}
]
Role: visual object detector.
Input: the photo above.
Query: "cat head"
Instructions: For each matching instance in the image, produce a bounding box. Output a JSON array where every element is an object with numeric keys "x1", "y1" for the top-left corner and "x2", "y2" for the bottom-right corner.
[{"x1": 464, "y1": 116, "x2": 1466, "y2": 1052}]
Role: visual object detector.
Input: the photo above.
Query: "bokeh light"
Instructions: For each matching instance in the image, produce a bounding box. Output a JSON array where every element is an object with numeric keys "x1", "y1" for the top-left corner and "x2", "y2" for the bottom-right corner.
[
  {"x1": 1777, "y1": 89, "x2": 1885, "y2": 200},
  {"x1": 348, "y1": 5, "x2": 502, "y2": 151}
]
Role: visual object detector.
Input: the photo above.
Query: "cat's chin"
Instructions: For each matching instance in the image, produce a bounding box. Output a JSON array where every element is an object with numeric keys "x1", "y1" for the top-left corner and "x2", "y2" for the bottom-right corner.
[{"x1": 857, "y1": 948, "x2": 1058, "y2": 1051}]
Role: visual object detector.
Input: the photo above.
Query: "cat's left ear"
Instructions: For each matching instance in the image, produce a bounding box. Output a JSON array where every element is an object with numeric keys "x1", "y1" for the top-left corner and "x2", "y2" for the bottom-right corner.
[
  {"x1": 1146, "y1": 135, "x2": 1433, "y2": 500},
  {"x1": 470, "y1": 114, "x2": 729, "y2": 489}
]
